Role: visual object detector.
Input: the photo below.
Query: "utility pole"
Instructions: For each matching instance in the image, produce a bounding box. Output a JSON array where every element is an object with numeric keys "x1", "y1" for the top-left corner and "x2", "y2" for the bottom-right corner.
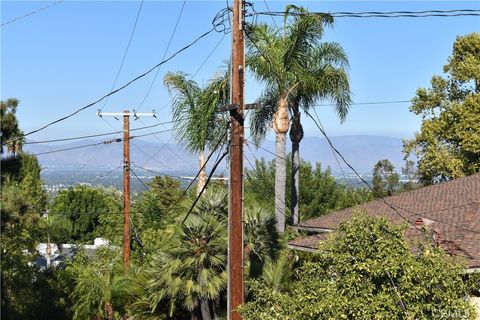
[
  {"x1": 97, "y1": 109, "x2": 155, "y2": 269},
  {"x1": 228, "y1": 0, "x2": 245, "y2": 318},
  {"x1": 122, "y1": 110, "x2": 131, "y2": 269}
]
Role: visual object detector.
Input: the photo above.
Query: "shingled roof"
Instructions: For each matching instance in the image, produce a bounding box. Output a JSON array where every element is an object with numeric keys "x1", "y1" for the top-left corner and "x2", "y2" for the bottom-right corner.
[{"x1": 289, "y1": 173, "x2": 480, "y2": 270}]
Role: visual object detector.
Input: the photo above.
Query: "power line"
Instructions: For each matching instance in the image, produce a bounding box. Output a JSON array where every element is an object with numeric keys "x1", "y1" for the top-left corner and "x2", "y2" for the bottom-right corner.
[
  {"x1": 245, "y1": 25, "x2": 418, "y2": 229},
  {"x1": 155, "y1": 31, "x2": 228, "y2": 114},
  {"x1": 101, "y1": 0, "x2": 144, "y2": 112},
  {"x1": 32, "y1": 139, "x2": 121, "y2": 156},
  {"x1": 131, "y1": 168, "x2": 151, "y2": 192},
  {"x1": 311, "y1": 108, "x2": 360, "y2": 206},
  {"x1": 130, "y1": 128, "x2": 174, "y2": 139},
  {"x1": 130, "y1": 164, "x2": 186, "y2": 180},
  {"x1": 314, "y1": 100, "x2": 411, "y2": 107},
  {"x1": 18, "y1": 27, "x2": 217, "y2": 141},
  {"x1": 304, "y1": 109, "x2": 414, "y2": 225},
  {"x1": 162, "y1": 125, "x2": 229, "y2": 220},
  {"x1": 306, "y1": 109, "x2": 480, "y2": 236},
  {"x1": 262, "y1": 0, "x2": 278, "y2": 29},
  {"x1": 245, "y1": 139, "x2": 287, "y2": 160},
  {"x1": 251, "y1": 9, "x2": 480, "y2": 18},
  {"x1": 1, "y1": 1, "x2": 63, "y2": 27},
  {"x1": 137, "y1": 0, "x2": 187, "y2": 112},
  {"x1": 22, "y1": 122, "x2": 172, "y2": 145},
  {"x1": 134, "y1": 117, "x2": 189, "y2": 165},
  {"x1": 30, "y1": 128, "x2": 172, "y2": 156},
  {"x1": 181, "y1": 146, "x2": 229, "y2": 224}
]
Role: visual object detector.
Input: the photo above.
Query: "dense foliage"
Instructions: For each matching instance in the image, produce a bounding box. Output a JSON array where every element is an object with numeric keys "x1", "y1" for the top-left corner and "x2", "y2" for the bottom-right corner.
[
  {"x1": 239, "y1": 214, "x2": 476, "y2": 320},
  {"x1": 245, "y1": 156, "x2": 372, "y2": 222},
  {"x1": 404, "y1": 33, "x2": 480, "y2": 184},
  {"x1": 1, "y1": 98, "x2": 24, "y2": 155},
  {"x1": 2, "y1": 17, "x2": 479, "y2": 320},
  {"x1": 1, "y1": 154, "x2": 66, "y2": 319},
  {"x1": 49, "y1": 185, "x2": 123, "y2": 243}
]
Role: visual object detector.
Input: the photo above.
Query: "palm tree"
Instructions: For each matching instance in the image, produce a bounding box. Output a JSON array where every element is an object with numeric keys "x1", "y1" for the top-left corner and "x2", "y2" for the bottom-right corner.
[
  {"x1": 243, "y1": 205, "x2": 281, "y2": 278},
  {"x1": 69, "y1": 248, "x2": 136, "y2": 320},
  {"x1": 248, "y1": 6, "x2": 351, "y2": 229},
  {"x1": 140, "y1": 191, "x2": 228, "y2": 320},
  {"x1": 164, "y1": 70, "x2": 229, "y2": 196}
]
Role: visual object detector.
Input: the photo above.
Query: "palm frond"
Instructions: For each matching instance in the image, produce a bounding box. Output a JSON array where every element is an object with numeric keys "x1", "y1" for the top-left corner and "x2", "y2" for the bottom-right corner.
[{"x1": 250, "y1": 89, "x2": 278, "y2": 145}]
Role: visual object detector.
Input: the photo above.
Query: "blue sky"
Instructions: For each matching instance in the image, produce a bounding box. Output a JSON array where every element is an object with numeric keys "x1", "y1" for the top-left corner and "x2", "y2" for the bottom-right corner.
[{"x1": 2, "y1": 1, "x2": 479, "y2": 143}]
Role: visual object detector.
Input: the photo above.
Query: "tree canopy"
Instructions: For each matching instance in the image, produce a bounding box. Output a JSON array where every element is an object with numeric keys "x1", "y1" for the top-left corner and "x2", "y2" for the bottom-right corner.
[
  {"x1": 49, "y1": 185, "x2": 122, "y2": 243},
  {"x1": 403, "y1": 32, "x2": 480, "y2": 184},
  {"x1": 239, "y1": 214, "x2": 476, "y2": 320}
]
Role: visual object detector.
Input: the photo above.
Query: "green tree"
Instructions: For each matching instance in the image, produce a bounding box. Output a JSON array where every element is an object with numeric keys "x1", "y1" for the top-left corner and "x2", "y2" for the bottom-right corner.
[
  {"x1": 244, "y1": 205, "x2": 281, "y2": 278},
  {"x1": 247, "y1": 6, "x2": 351, "y2": 231},
  {"x1": 136, "y1": 192, "x2": 228, "y2": 320},
  {"x1": 134, "y1": 175, "x2": 183, "y2": 230},
  {"x1": 239, "y1": 214, "x2": 476, "y2": 319},
  {"x1": 50, "y1": 185, "x2": 122, "y2": 243},
  {"x1": 401, "y1": 160, "x2": 421, "y2": 192},
  {"x1": 245, "y1": 157, "x2": 372, "y2": 222},
  {"x1": 372, "y1": 159, "x2": 400, "y2": 197},
  {"x1": 403, "y1": 33, "x2": 480, "y2": 184},
  {"x1": 1, "y1": 155, "x2": 67, "y2": 319},
  {"x1": 1, "y1": 98, "x2": 24, "y2": 155},
  {"x1": 164, "y1": 70, "x2": 229, "y2": 195},
  {"x1": 67, "y1": 248, "x2": 138, "y2": 320}
]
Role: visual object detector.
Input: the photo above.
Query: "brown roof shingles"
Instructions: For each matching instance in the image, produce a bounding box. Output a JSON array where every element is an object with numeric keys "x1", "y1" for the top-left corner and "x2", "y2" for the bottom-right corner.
[{"x1": 290, "y1": 173, "x2": 480, "y2": 269}]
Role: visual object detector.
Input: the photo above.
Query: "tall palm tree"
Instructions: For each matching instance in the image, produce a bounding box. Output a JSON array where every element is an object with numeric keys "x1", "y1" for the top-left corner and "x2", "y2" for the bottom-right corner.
[
  {"x1": 248, "y1": 6, "x2": 351, "y2": 229},
  {"x1": 164, "y1": 70, "x2": 229, "y2": 196}
]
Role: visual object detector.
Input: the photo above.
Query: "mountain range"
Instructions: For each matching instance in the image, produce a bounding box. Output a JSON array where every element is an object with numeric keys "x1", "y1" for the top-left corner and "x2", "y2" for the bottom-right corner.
[{"x1": 24, "y1": 135, "x2": 408, "y2": 176}]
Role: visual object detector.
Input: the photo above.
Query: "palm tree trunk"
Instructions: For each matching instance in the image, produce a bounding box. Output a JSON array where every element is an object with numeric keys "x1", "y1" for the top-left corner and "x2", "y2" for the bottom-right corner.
[
  {"x1": 104, "y1": 301, "x2": 114, "y2": 320},
  {"x1": 273, "y1": 95, "x2": 289, "y2": 233},
  {"x1": 197, "y1": 148, "x2": 207, "y2": 196},
  {"x1": 289, "y1": 110, "x2": 303, "y2": 225},
  {"x1": 274, "y1": 133, "x2": 286, "y2": 233},
  {"x1": 200, "y1": 298, "x2": 212, "y2": 320}
]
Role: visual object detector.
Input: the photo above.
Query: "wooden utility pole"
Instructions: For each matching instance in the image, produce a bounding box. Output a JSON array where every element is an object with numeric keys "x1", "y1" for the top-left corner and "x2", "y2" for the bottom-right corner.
[
  {"x1": 228, "y1": 0, "x2": 245, "y2": 318},
  {"x1": 97, "y1": 109, "x2": 155, "y2": 269},
  {"x1": 122, "y1": 110, "x2": 131, "y2": 268}
]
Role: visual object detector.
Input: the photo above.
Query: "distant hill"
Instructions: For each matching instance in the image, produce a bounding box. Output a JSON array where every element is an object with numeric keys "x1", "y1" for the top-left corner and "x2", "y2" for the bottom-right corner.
[
  {"x1": 249, "y1": 135, "x2": 406, "y2": 174},
  {"x1": 24, "y1": 135, "x2": 406, "y2": 175}
]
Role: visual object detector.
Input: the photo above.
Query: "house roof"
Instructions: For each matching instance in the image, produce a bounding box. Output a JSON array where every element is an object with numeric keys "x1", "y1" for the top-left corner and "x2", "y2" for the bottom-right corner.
[{"x1": 290, "y1": 173, "x2": 480, "y2": 269}]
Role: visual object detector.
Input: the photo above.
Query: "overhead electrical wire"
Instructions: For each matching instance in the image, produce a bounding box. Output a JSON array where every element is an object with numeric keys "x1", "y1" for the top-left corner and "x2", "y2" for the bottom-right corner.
[
  {"x1": 155, "y1": 32, "x2": 228, "y2": 114},
  {"x1": 131, "y1": 168, "x2": 151, "y2": 191},
  {"x1": 314, "y1": 100, "x2": 411, "y2": 107},
  {"x1": 17, "y1": 6, "x2": 233, "y2": 142},
  {"x1": 101, "y1": 0, "x2": 145, "y2": 112},
  {"x1": 162, "y1": 125, "x2": 229, "y2": 220},
  {"x1": 244, "y1": 26, "x2": 421, "y2": 229},
  {"x1": 32, "y1": 139, "x2": 118, "y2": 156},
  {"x1": 22, "y1": 121, "x2": 172, "y2": 145},
  {"x1": 137, "y1": 0, "x2": 187, "y2": 112},
  {"x1": 30, "y1": 128, "x2": 173, "y2": 156},
  {"x1": 18, "y1": 27, "x2": 218, "y2": 141},
  {"x1": 250, "y1": 8, "x2": 480, "y2": 18},
  {"x1": 1, "y1": 1, "x2": 63, "y2": 27},
  {"x1": 130, "y1": 164, "x2": 186, "y2": 180},
  {"x1": 312, "y1": 108, "x2": 360, "y2": 206},
  {"x1": 305, "y1": 109, "x2": 480, "y2": 236},
  {"x1": 181, "y1": 146, "x2": 229, "y2": 224}
]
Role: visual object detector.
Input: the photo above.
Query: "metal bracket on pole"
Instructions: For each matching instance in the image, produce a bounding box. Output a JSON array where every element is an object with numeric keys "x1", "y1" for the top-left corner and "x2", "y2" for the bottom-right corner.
[{"x1": 216, "y1": 103, "x2": 260, "y2": 113}]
